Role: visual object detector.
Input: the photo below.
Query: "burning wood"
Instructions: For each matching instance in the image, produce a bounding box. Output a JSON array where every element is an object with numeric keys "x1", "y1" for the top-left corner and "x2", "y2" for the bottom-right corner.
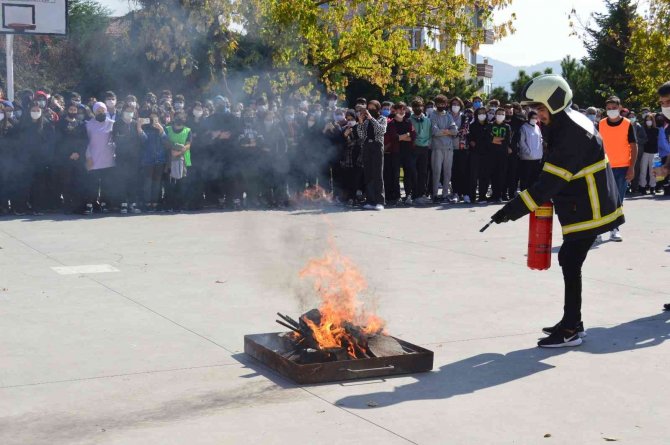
[
  {"x1": 301, "y1": 185, "x2": 332, "y2": 203},
  {"x1": 273, "y1": 240, "x2": 405, "y2": 364}
]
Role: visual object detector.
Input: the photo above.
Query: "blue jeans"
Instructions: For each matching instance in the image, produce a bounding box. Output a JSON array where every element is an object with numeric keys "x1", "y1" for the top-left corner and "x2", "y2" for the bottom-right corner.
[{"x1": 611, "y1": 167, "x2": 628, "y2": 207}]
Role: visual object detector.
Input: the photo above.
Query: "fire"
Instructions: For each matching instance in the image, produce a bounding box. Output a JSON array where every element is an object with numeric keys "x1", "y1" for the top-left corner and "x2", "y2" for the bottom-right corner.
[
  {"x1": 301, "y1": 185, "x2": 332, "y2": 203},
  {"x1": 299, "y1": 240, "x2": 386, "y2": 358}
]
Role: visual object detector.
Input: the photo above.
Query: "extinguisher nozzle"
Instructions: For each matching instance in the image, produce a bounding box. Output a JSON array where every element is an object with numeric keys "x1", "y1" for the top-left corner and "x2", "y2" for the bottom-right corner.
[{"x1": 480, "y1": 221, "x2": 493, "y2": 233}]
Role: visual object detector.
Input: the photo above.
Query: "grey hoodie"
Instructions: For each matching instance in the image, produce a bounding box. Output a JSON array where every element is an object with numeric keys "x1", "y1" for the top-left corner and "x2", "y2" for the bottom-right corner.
[{"x1": 429, "y1": 110, "x2": 458, "y2": 150}]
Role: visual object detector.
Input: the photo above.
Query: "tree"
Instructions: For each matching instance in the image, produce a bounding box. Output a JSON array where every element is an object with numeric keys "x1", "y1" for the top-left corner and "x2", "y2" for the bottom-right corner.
[
  {"x1": 489, "y1": 86, "x2": 510, "y2": 104},
  {"x1": 509, "y1": 67, "x2": 552, "y2": 102},
  {"x1": 581, "y1": 0, "x2": 639, "y2": 104},
  {"x1": 625, "y1": 0, "x2": 670, "y2": 108},
  {"x1": 560, "y1": 55, "x2": 593, "y2": 107},
  {"x1": 243, "y1": 0, "x2": 515, "y2": 97}
]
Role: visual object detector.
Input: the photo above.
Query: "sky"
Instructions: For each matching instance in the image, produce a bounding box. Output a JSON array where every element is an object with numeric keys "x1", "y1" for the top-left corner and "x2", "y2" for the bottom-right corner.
[
  {"x1": 478, "y1": 0, "x2": 608, "y2": 66},
  {"x1": 100, "y1": 0, "x2": 608, "y2": 67}
]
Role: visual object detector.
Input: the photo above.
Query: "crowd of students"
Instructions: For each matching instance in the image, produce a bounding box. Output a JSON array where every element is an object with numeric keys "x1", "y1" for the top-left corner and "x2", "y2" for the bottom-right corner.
[{"x1": 0, "y1": 86, "x2": 667, "y2": 216}]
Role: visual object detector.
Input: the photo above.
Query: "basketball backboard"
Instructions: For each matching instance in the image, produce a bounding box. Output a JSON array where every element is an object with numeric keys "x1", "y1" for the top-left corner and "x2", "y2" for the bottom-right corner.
[{"x1": 1, "y1": 0, "x2": 67, "y2": 35}]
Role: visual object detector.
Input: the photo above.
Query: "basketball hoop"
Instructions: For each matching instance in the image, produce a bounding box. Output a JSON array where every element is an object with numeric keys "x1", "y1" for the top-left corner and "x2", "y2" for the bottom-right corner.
[{"x1": 6, "y1": 23, "x2": 36, "y2": 33}]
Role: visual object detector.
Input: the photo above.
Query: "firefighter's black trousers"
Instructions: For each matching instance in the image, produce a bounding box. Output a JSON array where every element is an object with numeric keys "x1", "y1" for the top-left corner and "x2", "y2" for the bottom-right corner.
[{"x1": 558, "y1": 235, "x2": 597, "y2": 330}]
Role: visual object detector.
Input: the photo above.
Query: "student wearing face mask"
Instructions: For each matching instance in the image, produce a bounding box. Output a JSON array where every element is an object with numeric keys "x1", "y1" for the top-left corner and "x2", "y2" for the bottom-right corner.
[
  {"x1": 163, "y1": 112, "x2": 192, "y2": 212},
  {"x1": 517, "y1": 110, "x2": 544, "y2": 191},
  {"x1": 408, "y1": 98, "x2": 432, "y2": 204},
  {"x1": 325, "y1": 93, "x2": 338, "y2": 114},
  {"x1": 487, "y1": 108, "x2": 512, "y2": 203},
  {"x1": 339, "y1": 110, "x2": 364, "y2": 205},
  {"x1": 16, "y1": 102, "x2": 56, "y2": 214},
  {"x1": 487, "y1": 99, "x2": 500, "y2": 122},
  {"x1": 449, "y1": 97, "x2": 472, "y2": 203},
  {"x1": 628, "y1": 111, "x2": 648, "y2": 194},
  {"x1": 585, "y1": 107, "x2": 598, "y2": 128},
  {"x1": 472, "y1": 96, "x2": 483, "y2": 111},
  {"x1": 429, "y1": 95, "x2": 458, "y2": 203},
  {"x1": 103, "y1": 91, "x2": 117, "y2": 121},
  {"x1": 112, "y1": 104, "x2": 143, "y2": 213},
  {"x1": 34, "y1": 91, "x2": 58, "y2": 123},
  {"x1": 636, "y1": 113, "x2": 660, "y2": 195},
  {"x1": 138, "y1": 109, "x2": 168, "y2": 212},
  {"x1": 357, "y1": 100, "x2": 387, "y2": 210},
  {"x1": 173, "y1": 95, "x2": 186, "y2": 113},
  {"x1": 84, "y1": 102, "x2": 116, "y2": 214},
  {"x1": 468, "y1": 107, "x2": 492, "y2": 203},
  {"x1": 279, "y1": 105, "x2": 304, "y2": 198},
  {"x1": 386, "y1": 102, "x2": 416, "y2": 205},
  {"x1": 54, "y1": 102, "x2": 87, "y2": 213},
  {"x1": 258, "y1": 111, "x2": 290, "y2": 207},
  {"x1": 0, "y1": 102, "x2": 19, "y2": 214},
  {"x1": 598, "y1": 96, "x2": 637, "y2": 241}
]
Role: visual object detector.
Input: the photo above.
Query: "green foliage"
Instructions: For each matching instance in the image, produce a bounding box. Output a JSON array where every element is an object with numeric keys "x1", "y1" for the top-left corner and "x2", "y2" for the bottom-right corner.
[
  {"x1": 582, "y1": 0, "x2": 638, "y2": 105},
  {"x1": 625, "y1": 1, "x2": 670, "y2": 108},
  {"x1": 560, "y1": 55, "x2": 593, "y2": 107},
  {"x1": 244, "y1": 0, "x2": 515, "y2": 97},
  {"x1": 490, "y1": 86, "x2": 510, "y2": 104}
]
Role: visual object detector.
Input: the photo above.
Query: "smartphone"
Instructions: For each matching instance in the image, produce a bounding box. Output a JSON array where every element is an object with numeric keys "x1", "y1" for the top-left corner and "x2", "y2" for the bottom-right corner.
[{"x1": 140, "y1": 118, "x2": 150, "y2": 125}]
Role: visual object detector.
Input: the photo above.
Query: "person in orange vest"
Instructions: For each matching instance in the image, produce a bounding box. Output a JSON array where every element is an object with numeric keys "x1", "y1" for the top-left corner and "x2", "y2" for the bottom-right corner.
[{"x1": 598, "y1": 96, "x2": 638, "y2": 242}]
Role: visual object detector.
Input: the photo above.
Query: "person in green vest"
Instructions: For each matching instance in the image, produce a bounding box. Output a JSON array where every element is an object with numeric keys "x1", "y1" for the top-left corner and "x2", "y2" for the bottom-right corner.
[{"x1": 164, "y1": 112, "x2": 192, "y2": 211}]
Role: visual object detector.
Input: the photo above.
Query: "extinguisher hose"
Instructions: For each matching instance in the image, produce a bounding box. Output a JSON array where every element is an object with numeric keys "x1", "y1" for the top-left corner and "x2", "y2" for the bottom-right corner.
[{"x1": 479, "y1": 221, "x2": 493, "y2": 233}]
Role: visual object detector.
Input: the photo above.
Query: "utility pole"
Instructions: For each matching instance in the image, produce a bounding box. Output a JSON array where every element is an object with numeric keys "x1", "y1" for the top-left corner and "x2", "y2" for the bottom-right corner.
[{"x1": 5, "y1": 34, "x2": 14, "y2": 101}]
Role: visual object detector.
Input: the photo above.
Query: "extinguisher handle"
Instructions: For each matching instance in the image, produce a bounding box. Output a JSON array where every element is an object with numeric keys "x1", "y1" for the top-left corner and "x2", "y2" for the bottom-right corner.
[{"x1": 480, "y1": 221, "x2": 493, "y2": 233}]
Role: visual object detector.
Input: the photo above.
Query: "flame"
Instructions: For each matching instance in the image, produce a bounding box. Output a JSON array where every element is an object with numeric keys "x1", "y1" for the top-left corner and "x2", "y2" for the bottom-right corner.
[
  {"x1": 299, "y1": 240, "x2": 386, "y2": 358},
  {"x1": 301, "y1": 185, "x2": 332, "y2": 203}
]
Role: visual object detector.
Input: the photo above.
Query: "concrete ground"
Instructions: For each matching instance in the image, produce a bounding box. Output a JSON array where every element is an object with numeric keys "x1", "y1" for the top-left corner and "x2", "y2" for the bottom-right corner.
[{"x1": 1, "y1": 194, "x2": 669, "y2": 445}]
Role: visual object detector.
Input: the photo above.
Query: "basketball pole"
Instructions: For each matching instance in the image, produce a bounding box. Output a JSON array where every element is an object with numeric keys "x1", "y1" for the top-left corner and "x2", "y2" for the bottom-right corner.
[{"x1": 5, "y1": 33, "x2": 14, "y2": 101}]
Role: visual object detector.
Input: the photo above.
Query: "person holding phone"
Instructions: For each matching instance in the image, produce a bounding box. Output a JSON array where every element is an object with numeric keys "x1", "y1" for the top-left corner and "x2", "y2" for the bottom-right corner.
[
  {"x1": 356, "y1": 100, "x2": 387, "y2": 210},
  {"x1": 138, "y1": 108, "x2": 168, "y2": 212},
  {"x1": 84, "y1": 102, "x2": 115, "y2": 214}
]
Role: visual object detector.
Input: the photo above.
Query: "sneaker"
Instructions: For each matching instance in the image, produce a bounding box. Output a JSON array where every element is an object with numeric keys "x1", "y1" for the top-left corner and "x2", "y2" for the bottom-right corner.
[
  {"x1": 664, "y1": 303, "x2": 670, "y2": 311},
  {"x1": 542, "y1": 321, "x2": 586, "y2": 338},
  {"x1": 374, "y1": 204, "x2": 384, "y2": 211},
  {"x1": 538, "y1": 330, "x2": 583, "y2": 348},
  {"x1": 404, "y1": 197, "x2": 413, "y2": 206},
  {"x1": 83, "y1": 203, "x2": 93, "y2": 215},
  {"x1": 363, "y1": 203, "x2": 376, "y2": 210},
  {"x1": 415, "y1": 196, "x2": 431, "y2": 205},
  {"x1": 610, "y1": 228, "x2": 622, "y2": 242},
  {"x1": 449, "y1": 194, "x2": 458, "y2": 203},
  {"x1": 130, "y1": 203, "x2": 142, "y2": 214},
  {"x1": 120, "y1": 203, "x2": 128, "y2": 214},
  {"x1": 463, "y1": 195, "x2": 471, "y2": 204},
  {"x1": 100, "y1": 202, "x2": 109, "y2": 214},
  {"x1": 593, "y1": 235, "x2": 603, "y2": 246}
]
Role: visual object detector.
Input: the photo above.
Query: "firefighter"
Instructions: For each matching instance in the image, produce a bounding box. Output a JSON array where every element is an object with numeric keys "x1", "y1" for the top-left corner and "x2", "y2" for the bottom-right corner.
[{"x1": 490, "y1": 74, "x2": 624, "y2": 348}]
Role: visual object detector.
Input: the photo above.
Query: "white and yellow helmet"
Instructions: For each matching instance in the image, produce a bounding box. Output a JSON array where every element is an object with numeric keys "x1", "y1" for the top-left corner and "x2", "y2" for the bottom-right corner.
[{"x1": 520, "y1": 74, "x2": 573, "y2": 114}]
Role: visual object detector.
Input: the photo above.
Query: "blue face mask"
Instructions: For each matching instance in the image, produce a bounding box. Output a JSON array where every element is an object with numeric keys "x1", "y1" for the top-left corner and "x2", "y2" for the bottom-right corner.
[
  {"x1": 381, "y1": 109, "x2": 391, "y2": 117},
  {"x1": 473, "y1": 101, "x2": 482, "y2": 110}
]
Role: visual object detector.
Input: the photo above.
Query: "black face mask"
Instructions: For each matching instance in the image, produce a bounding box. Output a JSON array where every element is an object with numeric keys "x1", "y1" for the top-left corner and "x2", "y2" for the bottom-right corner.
[
  {"x1": 95, "y1": 114, "x2": 106, "y2": 122},
  {"x1": 412, "y1": 108, "x2": 423, "y2": 116},
  {"x1": 436, "y1": 106, "x2": 447, "y2": 113},
  {"x1": 67, "y1": 112, "x2": 77, "y2": 119},
  {"x1": 368, "y1": 109, "x2": 379, "y2": 118}
]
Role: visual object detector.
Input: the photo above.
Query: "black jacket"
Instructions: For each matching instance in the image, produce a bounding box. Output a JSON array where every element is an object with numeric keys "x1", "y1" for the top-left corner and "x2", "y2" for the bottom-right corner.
[{"x1": 502, "y1": 108, "x2": 624, "y2": 241}]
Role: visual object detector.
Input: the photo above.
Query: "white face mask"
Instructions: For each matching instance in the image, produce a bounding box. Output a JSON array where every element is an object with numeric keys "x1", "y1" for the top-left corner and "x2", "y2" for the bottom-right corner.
[
  {"x1": 128, "y1": 101, "x2": 137, "y2": 108},
  {"x1": 607, "y1": 109, "x2": 620, "y2": 119},
  {"x1": 495, "y1": 115, "x2": 505, "y2": 124},
  {"x1": 451, "y1": 106, "x2": 461, "y2": 114},
  {"x1": 586, "y1": 114, "x2": 596, "y2": 122},
  {"x1": 31, "y1": 111, "x2": 42, "y2": 120},
  {"x1": 662, "y1": 107, "x2": 670, "y2": 120},
  {"x1": 193, "y1": 109, "x2": 203, "y2": 118},
  {"x1": 646, "y1": 120, "x2": 653, "y2": 127},
  {"x1": 477, "y1": 114, "x2": 487, "y2": 122},
  {"x1": 122, "y1": 112, "x2": 134, "y2": 122},
  {"x1": 328, "y1": 100, "x2": 336, "y2": 108},
  {"x1": 529, "y1": 118, "x2": 538, "y2": 126}
]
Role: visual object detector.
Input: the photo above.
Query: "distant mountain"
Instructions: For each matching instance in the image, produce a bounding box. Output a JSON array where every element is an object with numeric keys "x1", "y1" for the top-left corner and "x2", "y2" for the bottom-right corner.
[{"x1": 477, "y1": 56, "x2": 563, "y2": 91}]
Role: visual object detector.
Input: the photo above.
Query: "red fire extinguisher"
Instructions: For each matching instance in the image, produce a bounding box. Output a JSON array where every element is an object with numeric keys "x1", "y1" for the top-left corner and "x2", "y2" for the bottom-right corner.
[{"x1": 527, "y1": 202, "x2": 553, "y2": 270}]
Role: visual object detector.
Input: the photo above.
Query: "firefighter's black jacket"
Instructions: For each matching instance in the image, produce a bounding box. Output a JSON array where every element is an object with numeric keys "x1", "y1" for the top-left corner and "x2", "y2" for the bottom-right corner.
[{"x1": 503, "y1": 108, "x2": 625, "y2": 241}]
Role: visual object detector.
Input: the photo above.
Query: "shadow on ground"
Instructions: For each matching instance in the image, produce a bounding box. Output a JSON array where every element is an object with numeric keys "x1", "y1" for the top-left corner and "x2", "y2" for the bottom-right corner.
[{"x1": 333, "y1": 311, "x2": 669, "y2": 408}]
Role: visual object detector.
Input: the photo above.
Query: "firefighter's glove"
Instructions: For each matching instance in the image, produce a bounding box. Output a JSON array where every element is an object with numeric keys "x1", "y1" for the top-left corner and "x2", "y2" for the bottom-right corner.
[{"x1": 491, "y1": 208, "x2": 510, "y2": 224}]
